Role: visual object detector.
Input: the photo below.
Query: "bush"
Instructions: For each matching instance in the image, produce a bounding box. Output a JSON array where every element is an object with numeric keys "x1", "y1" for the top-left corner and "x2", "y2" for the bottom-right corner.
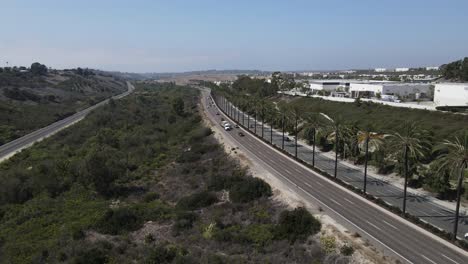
[
  {"x1": 94, "y1": 207, "x2": 142, "y2": 235},
  {"x1": 340, "y1": 244, "x2": 354, "y2": 256},
  {"x1": 229, "y1": 177, "x2": 272, "y2": 203},
  {"x1": 73, "y1": 247, "x2": 108, "y2": 264},
  {"x1": 176, "y1": 191, "x2": 218, "y2": 210},
  {"x1": 172, "y1": 211, "x2": 198, "y2": 234},
  {"x1": 145, "y1": 245, "x2": 177, "y2": 264},
  {"x1": 320, "y1": 236, "x2": 336, "y2": 254},
  {"x1": 143, "y1": 192, "x2": 160, "y2": 202},
  {"x1": 276, "y1": 207, "x2": 321, "y2": 242}
]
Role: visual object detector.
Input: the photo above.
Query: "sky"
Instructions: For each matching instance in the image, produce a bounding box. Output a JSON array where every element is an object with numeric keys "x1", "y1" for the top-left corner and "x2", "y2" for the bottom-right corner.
[{"x1": 1, "y1": 0, "x2": 468, "y2": 72}]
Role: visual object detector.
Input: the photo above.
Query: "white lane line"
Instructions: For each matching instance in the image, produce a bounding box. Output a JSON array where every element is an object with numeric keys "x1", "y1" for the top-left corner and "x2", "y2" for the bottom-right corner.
[
  {"x1": 382, "y1": 220, "x2": 398, "y2": 230},
  {"x1": 366, "y1": 220, "x2": 383, "y2": 231},
  {"x1": 315, "y1": 181, "x2": 323, "y2": 186},
  {"x1": 442, "y1": 254, "x2": 460, "y2": 264},
  {"x1": 421, "y1": 254, "x2": 438, "y2": 264},
  {"x1": 284, "y1": 168, "x2": 292, "y2": 174},
  {"x1": 344, "y1": 198, "x2": 355, "y2": 205},
  {"x1": 304, "y1": 182, "x2": 312, "y2": 188},
  {"x1": 330, "y1": 198, "x2": 343, "y2": 206}
]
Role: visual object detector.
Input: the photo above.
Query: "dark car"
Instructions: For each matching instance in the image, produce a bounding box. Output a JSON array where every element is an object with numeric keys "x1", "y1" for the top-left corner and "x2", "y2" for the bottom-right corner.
[
  {"x1": 216, "y1": 112, "x2": 220, "y2": 115},
  {"x1": 284, "y1": 137, "x2": 291, "y2": 142},
  {"x1": 238, "y1": 132, "x2": 245, "y2": 137},
  {"x1": 235, "y1": 124, "x2": 239, "y2": 128}
]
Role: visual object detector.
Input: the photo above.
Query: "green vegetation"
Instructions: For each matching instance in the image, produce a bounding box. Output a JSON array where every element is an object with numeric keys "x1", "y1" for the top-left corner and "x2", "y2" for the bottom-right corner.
[
  {"x1": 215, "y1": 76, "x2": 467, "y2": 201},
  {"x1": 0, "y1": 82, "x2": 341, "y2": 263},
  {"x1": 0, "y1": 63, "x2": 127, "y2": 144},
  {"x1": 441, "y1": 57, "x2": 468, "y2": 81}
]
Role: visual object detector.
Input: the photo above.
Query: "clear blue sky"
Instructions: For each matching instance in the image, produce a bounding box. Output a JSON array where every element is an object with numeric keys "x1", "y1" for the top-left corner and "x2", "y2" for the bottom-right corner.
[{"x1": 1, "y1": 0, "x2": 467, "y2": 72}]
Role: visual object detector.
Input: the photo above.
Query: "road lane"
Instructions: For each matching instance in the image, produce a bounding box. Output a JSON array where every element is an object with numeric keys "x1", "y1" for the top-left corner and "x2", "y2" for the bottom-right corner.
[
  {"x1": 203, "y1": 91, "x2": 468, "y2": 264},
  {"x1": 0, "y1": 82, "x2": 135, "y2": 162}
]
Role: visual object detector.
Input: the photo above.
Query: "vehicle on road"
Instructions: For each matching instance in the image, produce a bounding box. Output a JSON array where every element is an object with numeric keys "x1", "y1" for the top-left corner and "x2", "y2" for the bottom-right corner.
[
  {"x1": 238, "y1": 132, "x2": 245, "y2": 137},
  {"x1": 216, "y1": 112, "x2": 220, "y2": 115},
  {"x1": 235, "y1": 124, "x2": 239, "y2": 128},
  {"x1": 284, "y1": 137, "x2": 291, "y2": 142}
]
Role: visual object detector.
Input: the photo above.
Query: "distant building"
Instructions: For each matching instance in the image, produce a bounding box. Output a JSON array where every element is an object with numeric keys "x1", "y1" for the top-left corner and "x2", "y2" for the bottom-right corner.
[
  {"x1": 426, "y1": 66, "x2": 440, "y2": 71},
  {"x1": 308, "y1": 80, "x2": 350, "y2": 92},
  {"x1": 434, "y1": 83, "x2": 468, "y2": 107},
  {"x1": 374, "y1": 68, "x2": 387, "y2": 72},
  {"x1": 395, "y1": 68, "x2": 409, "y2": 72},
  {"x1": 349, "y1": 82, "x2": 431, "y2": 99}
]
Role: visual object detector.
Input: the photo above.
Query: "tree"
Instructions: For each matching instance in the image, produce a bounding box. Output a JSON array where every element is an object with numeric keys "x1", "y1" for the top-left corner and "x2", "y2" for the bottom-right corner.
[
  {"x1": 172, "y1": 97, "x2": 184, "y2": 116},
  {"x1": 434, "y1": 132, "x2": 468, "y2": 240},
  {"x1": 30, "y1": 62, "x2": 48, "y2": 75},
  {"x1": 357, "y1": 129, "x2": 384, "y2": 192},
  {"x1": 276, "y1": 207, "x2": 321, "y2": 242},
  {"x1": 387, "y1": 122, "x2": 431, "y2": 214},
  {"x1": 320, "y1": 113, "x2": 345, "y2": 178}
]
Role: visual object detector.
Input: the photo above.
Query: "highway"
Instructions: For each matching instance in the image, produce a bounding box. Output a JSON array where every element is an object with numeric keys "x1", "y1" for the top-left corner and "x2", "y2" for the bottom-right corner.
[
  {"x1": 202, "y1": 90, "x2": 468, "y2": 264},
  {"x1": 217, "y1": 94, "x2": 468, "y2": 240},
  {"x1": 0, "y1": 81, "x2": 135, "y2": 162}
]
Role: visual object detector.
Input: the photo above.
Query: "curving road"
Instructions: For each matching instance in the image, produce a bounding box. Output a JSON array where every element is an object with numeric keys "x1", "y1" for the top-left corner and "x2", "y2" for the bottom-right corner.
[
  {"x1": 0, "y1": 81, "x2": 135, "y2": 162},
  {"x1": 202, "y1": 89, "x2": 468, "y2": 264}
]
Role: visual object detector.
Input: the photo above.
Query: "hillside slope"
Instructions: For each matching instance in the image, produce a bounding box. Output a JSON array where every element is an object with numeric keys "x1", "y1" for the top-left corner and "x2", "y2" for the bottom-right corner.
[{"x1": 0, "y1": 68, "x2": 127, "y2": 144}]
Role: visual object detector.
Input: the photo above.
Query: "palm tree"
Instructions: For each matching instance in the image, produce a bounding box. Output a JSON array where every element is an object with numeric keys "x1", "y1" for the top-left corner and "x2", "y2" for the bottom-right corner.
[
  {"x1": 303, "y1": 113, "x2": 322, "y2": 167},
  {"x1": 357, "y1": 130, "x2": 384, "y2": 193},
  {"x1": 434, "y1": 132, "x2": 468, "y2": 240},
  {"x1": 320, "y1": 113, "x2": 345, "y2": 178},
  {"x1": 387, "y1": 122, "x2": 431, "y2": 214},
  {"x1": 287, "y1": 106, "x2": 302, "y2": 158}
]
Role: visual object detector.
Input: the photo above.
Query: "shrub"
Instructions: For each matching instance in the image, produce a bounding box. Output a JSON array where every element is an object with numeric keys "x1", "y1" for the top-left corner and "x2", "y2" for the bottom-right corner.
[
  {"x1": 143, "y1": 192, "x2": 160, "y2": 202},
  {"x1": 340, "y1": 244, "x2": 354, "y2": 256},
  {"x1": 243, "y1": 224, "x2": 275, "y2": 246},
  {"x1": 95, "y1": 207, "x2": 142, "y2": 235},
  {"x1": 172, "y1": 211, "x2": 198, "y2": 235},
  {"x1": 276, "y1": 207, "x2": 321, "y2": 242},
  {"x1": 73, "y1": 247, "x2": 108, "y2": 264},
  {"x1": 176, "y1": 191, "x2": 218, "y2": 210},
  {"x1": 320, "y1": 236, "x2": 337, "y2": 254},
  {"x1": 229, "y1": 177, "x2": 272, "y2": 203},
  {"x1": 144, "y1": 245, "x2": 177, "y2": 264}
]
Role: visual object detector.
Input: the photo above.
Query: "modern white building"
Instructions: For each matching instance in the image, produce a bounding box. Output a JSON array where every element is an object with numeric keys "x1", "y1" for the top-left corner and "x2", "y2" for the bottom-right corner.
[
  {"x1": 395, "y1": 68, "x2": 409, "y2": 72},
  {"x1": 349, "y1": 82, "x2": 431, "y2": 99},
  {"x1": 375, "y1": 68, "x2": 387, "y2": 72},
  {"x1": 308, "y1": 80, "x2": 350, "y2": 92},
  {"x1": 426, "y1": 66, "x2": 440, "y2": 71},
  {"x1": 434, "y1": 83, "x2": 468, "y2": 107}
]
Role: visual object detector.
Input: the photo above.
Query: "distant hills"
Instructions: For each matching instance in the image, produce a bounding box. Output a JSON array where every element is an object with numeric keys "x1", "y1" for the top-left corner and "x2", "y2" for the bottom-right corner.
[{"x1": 440, "y1": 57, "x2": 468, "y2": 82}]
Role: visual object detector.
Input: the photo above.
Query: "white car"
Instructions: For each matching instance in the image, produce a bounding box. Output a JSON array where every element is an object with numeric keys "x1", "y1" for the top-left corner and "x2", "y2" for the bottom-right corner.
[{"x1": 465, "y1": 232, "x2": 468, "y2": 239}]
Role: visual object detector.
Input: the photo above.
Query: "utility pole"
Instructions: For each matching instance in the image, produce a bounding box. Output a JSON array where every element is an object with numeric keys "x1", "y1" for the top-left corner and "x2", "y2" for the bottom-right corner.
[
  {"x1": 282, "y1": 113, "x2": 285, "y2": 150},
  {"x1": 363, "y1": 135, "x2": 370, "y2": 193},
  {"x1": 334, "y1": 128, "x2": 339, "y2": 178}
]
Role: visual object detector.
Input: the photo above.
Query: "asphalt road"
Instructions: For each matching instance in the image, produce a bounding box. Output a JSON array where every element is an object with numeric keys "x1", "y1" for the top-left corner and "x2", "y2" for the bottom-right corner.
[
  {"x1": 222, "y1": 96, "x2": 468, "y2": 240},
  {"x1": 203, "y1": 90, "x2": 468, "y2": 264},
  {"x1": 0, "y1": 81, "x2": 135, "y2": 162}
]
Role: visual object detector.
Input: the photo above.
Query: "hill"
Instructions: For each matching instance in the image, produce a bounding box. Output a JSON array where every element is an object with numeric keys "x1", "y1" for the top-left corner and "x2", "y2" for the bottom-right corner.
[
  {"x1": 440, "y1": 57, "x2": 468, "y2": 82},
  {"x1": 0, "y1": 64, "x2": 127, "y2": 144}
]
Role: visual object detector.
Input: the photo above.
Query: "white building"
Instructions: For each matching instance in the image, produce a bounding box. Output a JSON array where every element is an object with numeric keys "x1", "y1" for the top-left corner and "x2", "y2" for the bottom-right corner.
[
  {"x1": 395, "y1": 68, "x2": 409, "y2": 72},
  {"x1": 349, "y1": 82, "x2": 431, "y2": 99},
  {"x1": 308, "y1": 80, "x2": 350, "y2": 92},
  {"x1": 426, "y1": 66, "x2": 439, "y2": 71},
  {"x1": 434, "y1": 83, "x2": 468, "y2": 107},
  {"x1": 375, "y1": 68, "x2": 387, "y2": 72}
]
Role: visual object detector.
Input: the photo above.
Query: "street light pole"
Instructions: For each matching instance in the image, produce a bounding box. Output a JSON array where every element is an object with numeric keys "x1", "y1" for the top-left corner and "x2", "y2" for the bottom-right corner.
[
  {"x1": 282, "y1": 113, "x2": 285, "y2": 150},
  {"x1": 363, "y1": 135, "x2": 370, "y2": 193},
  {"x1": 295, "y1": 115, "x2": 298, "y2": 158},
  {"x1": 312, "y1": 128, "x2": 316, "y2": 167},
  {"x1": 334, "y1": 128, "x2": 339, "y2": 178},
  {"x1": 453, "y1": 163, "x2": 466, "y2": 241}
]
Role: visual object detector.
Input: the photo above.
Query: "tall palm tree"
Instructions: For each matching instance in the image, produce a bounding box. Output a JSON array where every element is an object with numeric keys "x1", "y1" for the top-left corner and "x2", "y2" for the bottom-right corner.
[
  {"x1": 303, "y1": 113, "x2": 322, "y2": 167},
  {"x1": 287, "y1": 106, "x2": 302, "y2": 158},
  {"x1": 387, "y1": 122, "x2": 431, "y2": 214},
  {"x1": 358, "y1": 130, "x2": 384, "y2": 193},
  {"x1": 320, "y1": 113, "x2": 345, "y2": 178},
  {"x1": 434, "y1": 132, "x2": 468, "y2": 240}
]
